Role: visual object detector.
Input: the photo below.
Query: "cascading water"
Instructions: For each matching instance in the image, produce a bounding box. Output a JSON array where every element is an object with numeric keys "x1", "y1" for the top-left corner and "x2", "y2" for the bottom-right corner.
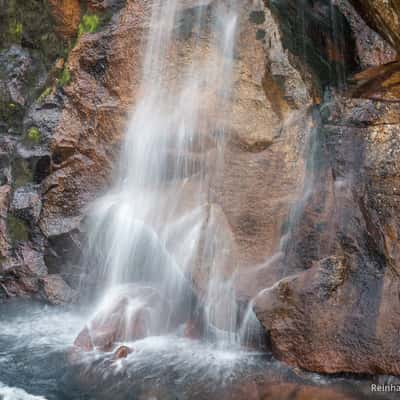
[{"x1": 83, "y1": 0, "x2": 243, "y2": 345}]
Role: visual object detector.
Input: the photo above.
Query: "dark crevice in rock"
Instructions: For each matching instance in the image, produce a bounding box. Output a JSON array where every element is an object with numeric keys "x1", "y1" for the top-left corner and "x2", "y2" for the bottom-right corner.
[{"x1": 265, "y1": 0, "x2": 359, "y2": 92}]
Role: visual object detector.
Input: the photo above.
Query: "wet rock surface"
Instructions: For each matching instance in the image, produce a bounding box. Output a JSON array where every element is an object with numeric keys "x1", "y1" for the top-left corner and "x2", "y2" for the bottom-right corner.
[
  {"x1": 349, "y1": 0, "x2": 400, "y2": 52},
  {"x1": 264, "y1": 0, "x2": 359, "y2": 91},
  {"x1": 255, "y1": 98, "x2": 400, "y2": 375},
  {"x1": 39, "y1": 274, "x2": 76, "y2": 304},
  {"x1": 72, "y1": 285, "x2": 170, "y2": 352},
  {"x1": 0, "y1": 0, "x2": 73, "y2": 303},
  {"x1": 48, "y1": 0, "x2": 81, "y2": 39},
  {"x1": 4, "y1": 299, "x2": 396, "y2": 400},
  {"x1": 243, "y1": 0, "x2": 400, "y2": 377},
  {"x1": 10, "y1": 184, "x2": 41, "y2": 223}
]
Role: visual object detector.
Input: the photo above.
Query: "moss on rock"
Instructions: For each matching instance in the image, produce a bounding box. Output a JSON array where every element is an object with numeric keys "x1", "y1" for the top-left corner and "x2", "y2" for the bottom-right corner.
[
  {"x1": 25, "y1": 127, "x2": 41, "y2": 144},
  {"x1": 58, "y1": 66, "x2": 71, "y2": 86},
  {"x1": 7, "y1": 213, "x2": 29, "y2": 243},
  {"x1": 0, "y1": 101, "x2": 24, "y2": 135},
  {"x1": 78, "y1": 14, "x2": 101, "y2": 37},
  {"x1": 38, "y1": 87, "x2": 52, "y2": 102},
  {"x1": 12, "y1": 158, "x2": 34, "y2": 188},
  {"x1": 0, "y1": 0, "x2": 69, "y2": 66}
]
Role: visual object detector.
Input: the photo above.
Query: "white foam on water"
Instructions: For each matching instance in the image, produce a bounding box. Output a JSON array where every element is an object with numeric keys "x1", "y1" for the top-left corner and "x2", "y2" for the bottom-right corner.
[
  {"x1": 0, "y1": 304, "x2": 86, "y2": 351},
  {"x1": 0, "y1": 383, "x2": 47, "y2": 400}
]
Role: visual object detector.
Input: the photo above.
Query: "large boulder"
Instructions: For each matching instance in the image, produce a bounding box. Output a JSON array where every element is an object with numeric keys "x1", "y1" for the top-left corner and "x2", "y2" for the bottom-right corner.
[{"x1": 254, "y1": 98, "x2": 400, "y2": 376}]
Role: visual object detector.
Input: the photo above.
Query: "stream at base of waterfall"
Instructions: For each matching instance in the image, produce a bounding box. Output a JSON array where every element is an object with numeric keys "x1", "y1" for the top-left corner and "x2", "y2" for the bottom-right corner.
[{"x1": 0, "y1": 300, "x2": 393, "y2": 400}]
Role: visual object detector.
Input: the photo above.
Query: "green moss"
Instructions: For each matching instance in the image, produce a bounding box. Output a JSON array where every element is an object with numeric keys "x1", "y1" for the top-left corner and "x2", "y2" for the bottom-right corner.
[
  {"x1": 78, "y1": 14, "x2": 101, "y2": 37},
  {"x1": 25, "y1": 127, "x2": 41, "y2": 144},
  {"x1": 0, "y1": 0, "x2": 69, "y2": 66},
  {"x1": 8, "y1": 21, "x2": 22, "y2": 42},
  {"x1": 256, "y1": 29, "x2": 266, "y2": 41},
  {"x1": 7, "y1": 214, "x2": 29, "y2": 243},
  {"x1": 12, "y1": 159, "x2": 33, "y2": 188},
  {"x1": 38, "y1": 87, "x2": 52, "y2": 102},
  {"x1": 0, "y1": 102, "x2": 24, "y2": 134},
  {"x1": 249, "y1": 11, "x2": 265, "y2": 25},
  {"x1": 58, "y1": 66, "x2": 71, "y2": 87}
]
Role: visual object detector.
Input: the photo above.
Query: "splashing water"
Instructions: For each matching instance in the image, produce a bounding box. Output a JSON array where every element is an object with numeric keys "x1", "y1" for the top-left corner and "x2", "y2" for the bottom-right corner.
[
  {"x1": 83, "y1": 0, "x2": 244, "y2": 345},
  {"x1": 0, "y1": 383, "x2": 47, "y2": 400}
]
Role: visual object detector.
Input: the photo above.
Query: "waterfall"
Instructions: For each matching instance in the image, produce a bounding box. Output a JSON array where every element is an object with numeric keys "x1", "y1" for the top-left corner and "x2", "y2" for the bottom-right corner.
[{"x1": 83, "y1": 0, "x2": 242, "y2": 345}]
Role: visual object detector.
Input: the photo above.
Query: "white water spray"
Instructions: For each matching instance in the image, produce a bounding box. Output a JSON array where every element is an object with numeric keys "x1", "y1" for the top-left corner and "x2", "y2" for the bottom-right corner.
[{"x1": 84, "y1": 0, "x2": 242, "y2": 344}]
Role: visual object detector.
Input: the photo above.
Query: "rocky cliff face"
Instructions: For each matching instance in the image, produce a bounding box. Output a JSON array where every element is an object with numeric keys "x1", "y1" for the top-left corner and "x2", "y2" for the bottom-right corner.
[
  {"x1": 1, "y1": 0, "x2": 400, "y2": 378},
  {"x1": 0, "y1": 0, "x2": 141, "y2": 301},
  {"x1": 253, "y1": 0, "x2": 400, "y2": 376}
]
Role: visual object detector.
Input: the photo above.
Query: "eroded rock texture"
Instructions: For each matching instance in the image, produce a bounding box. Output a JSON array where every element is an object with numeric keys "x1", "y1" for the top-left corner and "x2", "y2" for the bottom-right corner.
[
  {"x1": 48, "y1": 0, "x2": 81, "y2": 39},
  {"x1": 254, "y1": 0, "x2": 400, "y2": 376},
  {"x1": 0, "y1": 0, "x2": 71, "y2": 302},
  {"x1": 40, "y1": 0, "x2": 149, "y2": 247},
  {"x1": 255, "y1": 99, "x2": 400, "y2": 375},
  {"x1": 349, "y1": 0, "x2": 400, "y2": 51}
]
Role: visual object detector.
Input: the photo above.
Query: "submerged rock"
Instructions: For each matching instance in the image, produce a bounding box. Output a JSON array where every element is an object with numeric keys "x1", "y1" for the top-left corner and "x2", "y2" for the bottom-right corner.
[
  {"x1": 72, "y1": 285, "x2": 173, "y2": 353},
  {"x1": 74, "y1": 326, "x2": 94, "y2": 352},
  {"x1": 113, "y1": 345, "x2": 133, "y2": 359}
]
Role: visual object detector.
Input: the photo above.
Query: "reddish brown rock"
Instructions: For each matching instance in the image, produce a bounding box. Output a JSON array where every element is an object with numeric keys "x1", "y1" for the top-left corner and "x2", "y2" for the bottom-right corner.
[
  {"x1": 40, "y1": 0, "x2": 312, "y2": 306},
  {"x1": 351, "y1": 59, "x2": 400, "y2": 101},
  {"x1": 195, "y1": 2, "x2": 312, "y2": 294},
  {"x1": 258, "y1": 383, "x2": 357, "y2": 400},
  {"x1": 114, "y1": 345, "x2": 133, "y2": 359},
  {"x1": 183, "y1": 320, "x2": 202, "y2": 340},
  {"x1": 210, "y1": 375, "x2": 359, "y2": 400},
  {"x1": 254, "y1": 98, "x2": 400, "y2": 376},
  {"x1": 73, "y1": 286, "x2": 170, "y2": 352},
  {"x1": 337, "y1": 1, "x2": 397, "y2": 69},
  {"x1": 349, "y1": 0, "x2": 400, "y2": 51},
  {"x1": 74, "y1": 325, "x2": 94, "y2": 352},
  {"x1": 222, "y1": 381, "x2": 358, "y2": 400},
  {"x1": 39, "y1": 1, "x2": 150, "y2": 241},
  {"x1": 48, "y1": 0, "x2": 81, "y2": 39}
]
